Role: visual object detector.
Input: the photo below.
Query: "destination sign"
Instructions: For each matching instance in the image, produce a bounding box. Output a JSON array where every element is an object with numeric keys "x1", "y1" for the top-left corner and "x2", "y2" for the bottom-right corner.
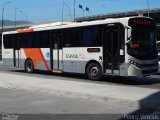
[
  {"x1": 133, "y1": 19, "x2": 151, "y2": 26},
  {"x1": 129, "y1": 18, "x2": 155, "y2": 27}
]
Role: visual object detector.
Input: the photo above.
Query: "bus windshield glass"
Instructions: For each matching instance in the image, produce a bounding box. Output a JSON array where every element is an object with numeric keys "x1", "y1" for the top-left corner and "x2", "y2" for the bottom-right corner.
[{"x1": 127, "y1": 18, "x2": 157, "y2": 60}]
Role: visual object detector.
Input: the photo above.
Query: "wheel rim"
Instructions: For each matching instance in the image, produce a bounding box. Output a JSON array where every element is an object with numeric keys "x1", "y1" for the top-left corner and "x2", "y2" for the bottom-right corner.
[
  {"x1": 26, "y1": 61, "x2": 33, "y2": 72},
  {"x1": 90, "y1": 66, "x2": 99, "y2": 77}
]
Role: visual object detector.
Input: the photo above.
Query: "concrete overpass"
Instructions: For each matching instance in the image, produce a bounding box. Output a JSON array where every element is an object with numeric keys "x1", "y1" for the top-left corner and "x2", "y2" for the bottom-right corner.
[
  {"x1": 0, "y1": 24, "x2": 30, "y2": 33},
  {"x1": 76, "y1": 8, "x2": 160, "y2": 23}
]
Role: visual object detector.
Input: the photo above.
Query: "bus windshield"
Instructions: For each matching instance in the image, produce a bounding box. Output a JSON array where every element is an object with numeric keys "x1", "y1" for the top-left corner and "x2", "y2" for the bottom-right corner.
[{"x1": 127, "y1": 28, "x2": 157, "y2": 60}]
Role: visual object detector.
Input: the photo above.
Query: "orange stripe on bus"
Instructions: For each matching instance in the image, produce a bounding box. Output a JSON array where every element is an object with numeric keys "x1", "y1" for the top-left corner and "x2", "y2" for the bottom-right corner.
[
  {"x1": 17, "y1": 28, "x2": 34, "y2": 33},
  {"x1": 37, "y1": 48, "x2": 50, "y2": 70},
  {"x1": 23, "y1": 48, "x2": 50, "y2": 71},
  {"x1": 23, "y1": 48, "x2": 42, "y2": 68}
]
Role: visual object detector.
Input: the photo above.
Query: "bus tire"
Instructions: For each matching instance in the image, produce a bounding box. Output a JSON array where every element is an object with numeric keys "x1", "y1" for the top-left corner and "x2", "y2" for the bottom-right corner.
[
  {"x1": 25, "y1": 59, "x2": 34, "y2": 73},
  {"x1": 86, "y1": 62, "x2": 102, "y2": 80}
]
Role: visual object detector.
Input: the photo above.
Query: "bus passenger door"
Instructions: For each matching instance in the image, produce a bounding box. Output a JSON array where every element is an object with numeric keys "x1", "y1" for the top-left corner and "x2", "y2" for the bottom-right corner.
[
  {"x1": 13, "y1": 35, "x2": 21, "y2": 67},
  {"x1": 50, "y1": 33, "x2": 63, "y2": 71},
  {"x1": 103, "y1": 24, "x2": 123, "y2": 75}
]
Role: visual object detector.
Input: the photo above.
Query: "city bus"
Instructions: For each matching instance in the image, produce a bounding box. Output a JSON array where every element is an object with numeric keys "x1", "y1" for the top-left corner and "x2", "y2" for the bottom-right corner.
[{"x1": 2, "y1": 16, "x2": 158, "y2": 80}]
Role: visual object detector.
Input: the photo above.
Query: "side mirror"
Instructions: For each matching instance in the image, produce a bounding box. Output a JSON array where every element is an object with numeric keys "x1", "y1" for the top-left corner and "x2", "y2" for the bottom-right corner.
[
  {"x1": 125, "y1": 39, "x2": 131, "y2": 45},
  {"x1": 157, "y1": 48, "x2": 160, "y2": 53},
  {"x1": 157, "y1": 42, "x2": 160, "y2": 52},
  {"x1": 126, "y1": 26, "x2": 132, "y2": 41}
]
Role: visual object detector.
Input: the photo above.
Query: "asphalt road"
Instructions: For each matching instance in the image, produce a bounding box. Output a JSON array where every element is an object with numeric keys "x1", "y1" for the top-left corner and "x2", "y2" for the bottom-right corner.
[
  {"x1": 0, "y1": 65, "x2": 160, "y2": 120},
  {"x1": 0, "y1": 87, "x2": 160, "y2": 120},
  {"x1": 0, "y1": 64, "x2": 160, "y2": 90},
  {"x1": 0, "y1": 87, "x2": 137, "y2": 114}
]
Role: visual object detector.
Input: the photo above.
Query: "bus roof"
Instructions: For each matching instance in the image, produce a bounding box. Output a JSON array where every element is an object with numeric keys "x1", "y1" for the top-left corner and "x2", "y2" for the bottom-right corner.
[{"x1": 3, "y1": 16, "x2": 151, "y2": 35}]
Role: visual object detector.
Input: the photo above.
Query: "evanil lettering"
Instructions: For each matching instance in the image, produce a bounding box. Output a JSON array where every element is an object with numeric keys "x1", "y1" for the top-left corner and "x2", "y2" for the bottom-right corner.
[{"x1": 66, "y1": 54, "x2": 78, "y2": 59}]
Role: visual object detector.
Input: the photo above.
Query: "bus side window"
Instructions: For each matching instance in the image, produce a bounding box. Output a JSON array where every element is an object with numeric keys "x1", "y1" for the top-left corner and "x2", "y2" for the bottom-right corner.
[
  {"x1": 64, "y1": 29, "x2": 82, "y2": 47},
  {"x1": 82, "y1": 27, "x2": 102, "y2": 47},
  {"x1": 53, "y1": 34, "x2": 57, "y2": 49},
  {"x1": 3, "y1": 35, "x2": 14, "y2": 49},
  {"x1": 52, "y1": 33, "x2": 63, "y2": 49},
  {"x1": 22, "y1": 33, "x2": 32, "y2": 48},
  {"x1": 57, "y1": 34, "x2": 63, "y2": 49},
  {"x1": 64, "y1": 31, "x2": 71, "y2": 47},
  {"x1": 14, "y1": 35, "x2": 21, "y2": 50},
  {"x1": 83, "y1": 28, "x2": 92, "y2": 47},
  {"x1": 40, "y1": 31, "x2": 50, "y2": 48}
]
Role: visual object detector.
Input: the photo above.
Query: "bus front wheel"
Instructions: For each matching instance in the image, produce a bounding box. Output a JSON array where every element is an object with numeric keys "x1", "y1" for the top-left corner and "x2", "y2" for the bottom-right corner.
[
  {"x1": 86, "y1": 62, "x2": 102, "y2": 80},
  {"x1": 25, "y1": 59, "x2": 34, "y2": 73}
]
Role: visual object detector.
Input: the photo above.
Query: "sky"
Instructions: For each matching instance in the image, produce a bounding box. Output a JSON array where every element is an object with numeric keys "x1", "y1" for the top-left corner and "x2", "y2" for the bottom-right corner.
[{"x1": 0, "y1": 0, "x2": 160, "y2": 23}]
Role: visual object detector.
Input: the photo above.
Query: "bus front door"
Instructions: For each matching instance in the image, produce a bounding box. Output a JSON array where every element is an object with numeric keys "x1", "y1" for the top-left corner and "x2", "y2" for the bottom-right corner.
[
  {"x1": 103, "y1": 24, "x2": 121, "y2": 75},
  {"x1": 13, "y1": 35, "x2": 21, "y2": 67},
  {"x1": 50, "y1": 33, "x2": 63, "y2": 72}
]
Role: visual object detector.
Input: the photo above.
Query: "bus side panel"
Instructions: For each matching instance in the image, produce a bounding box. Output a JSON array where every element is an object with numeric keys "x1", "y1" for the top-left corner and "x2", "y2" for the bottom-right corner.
[
  {"x1": 20, "y1": 48, "x2": 26, "y2": 68},
  {"x1": 63, "y1": 48, "x2": 76, "y2": 73},
  {"x1": 41, "y1": 48, "x2": 51, "y2": 70},
  {"x1": 2, "y1": 49, "x2": 14, "y2": 66},
  {"x1": 52, "y1": 49, "x2": 63, "y2": 70},
  {"x1": 76, "y1": 47, "x2": 103, "y2": 74},
  {"x1": 22, "y1": 48, "x2": 51, "y2": 71},
  {"x1": 63, "y1": 47, "x2": 103, "y2": 74}
]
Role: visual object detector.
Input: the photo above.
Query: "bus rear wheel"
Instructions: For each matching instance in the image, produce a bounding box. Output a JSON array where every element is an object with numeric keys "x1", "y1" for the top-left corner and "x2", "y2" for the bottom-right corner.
[
  {"x1": 25, "y1": 59, "x2": 34, "y2": 73},
  {"x1": 86, "y1": 62, "x2": 102, "y2": 80}
]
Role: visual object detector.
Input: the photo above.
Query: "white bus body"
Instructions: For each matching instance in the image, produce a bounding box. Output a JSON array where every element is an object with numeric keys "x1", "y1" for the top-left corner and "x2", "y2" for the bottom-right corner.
[{"x1": 2, "y1": 16, "x2": 158, "y2": 80}]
